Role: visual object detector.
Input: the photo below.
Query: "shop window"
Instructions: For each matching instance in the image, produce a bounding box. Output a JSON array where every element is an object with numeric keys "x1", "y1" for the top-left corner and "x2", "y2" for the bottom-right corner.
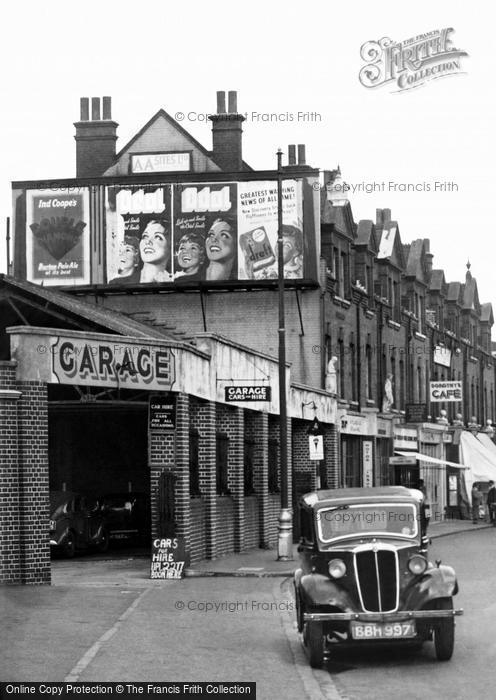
[
  {"x1": 189, "y1": 429, "x2": 201, "y2": 496},
  {"x1": 244, "y1": 438, "x2": 256, "y2": 495},
  {"x1": 268, "y1": 438, "x2": 280, "y2": 493},
  {"x1": 216, "y1": 432, "x2": 230, "y2": 495},
  {"x1": 342, "y1": 437, "x2": 361, "y2": 487}
]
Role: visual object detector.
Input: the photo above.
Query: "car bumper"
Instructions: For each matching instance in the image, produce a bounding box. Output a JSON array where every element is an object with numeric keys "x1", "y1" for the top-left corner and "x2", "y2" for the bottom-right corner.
[{"x1": 304, "y1": 609, "x2": 463, "y2": 622}]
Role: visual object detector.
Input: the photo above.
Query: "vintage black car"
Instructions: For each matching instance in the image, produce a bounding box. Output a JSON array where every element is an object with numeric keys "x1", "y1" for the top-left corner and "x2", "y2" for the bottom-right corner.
[
  {"x1": 98, "y1": 492, "x2": 150, "y2": 544},
  {"x1": 294, "y1": 487, "x2": 463, "y2": 668},
  {"x1": 49, "y1": 491, "x2": 109, "y2": 557}
]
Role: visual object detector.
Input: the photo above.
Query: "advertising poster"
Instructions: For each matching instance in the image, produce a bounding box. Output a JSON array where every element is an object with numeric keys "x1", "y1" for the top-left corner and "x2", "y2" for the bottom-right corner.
[
  {"x1": 237, "y1": 180, "x2": 303, "y2": 280},
  {"x1": 173, "y1": 183, "x2": 238, "y2": 282},
  {"x1": 105, "y1": 185, "x2": 173, "y2": 284},
  {"x1": 25, "y1": 188, "x2": 90, "y2": 286}
]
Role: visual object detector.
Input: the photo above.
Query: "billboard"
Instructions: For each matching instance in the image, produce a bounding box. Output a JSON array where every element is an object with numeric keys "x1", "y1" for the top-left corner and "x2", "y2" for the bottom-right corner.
[
  {"x1": 105, "y1": 180, "x2": 307, "y2": 285},
  {"x1": 25, "y1": 188, "x2": 90, "y2": 285},
  {"x1": 106, "y1": 185, "x2": 173, "y2": 284}
]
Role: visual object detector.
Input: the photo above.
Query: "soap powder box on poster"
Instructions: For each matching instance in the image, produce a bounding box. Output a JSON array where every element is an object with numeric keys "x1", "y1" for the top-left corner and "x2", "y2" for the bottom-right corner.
[{"x1": 150, "y1": 537, "x2": 189, "y2": 579}]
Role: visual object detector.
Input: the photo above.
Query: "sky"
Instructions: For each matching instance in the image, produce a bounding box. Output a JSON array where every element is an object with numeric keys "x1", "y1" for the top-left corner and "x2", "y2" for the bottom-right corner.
[{"x1": 0, "y1": 1, "x2": 493, "y2": 306}]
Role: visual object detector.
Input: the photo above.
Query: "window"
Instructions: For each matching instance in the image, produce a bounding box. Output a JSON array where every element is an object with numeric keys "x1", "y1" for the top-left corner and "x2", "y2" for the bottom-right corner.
[
  {"x1": 399, "y1": 360, "x2": 405, "y2": 410},
  {"x1": 216, "y1": 432, "x2": 230, "y2": 495},
  {"x1": 417, "y1": 365, "x2": 423, "y2": 403},
  {"x1": 244, "y1": 438, "x2": 255, "y2": 495},
  {"x1": 339, "y1": 252, "x2": 346, "y2": 298},
  {"x1": 350, "y1": 343, "x2": 357, "y2": 401},
  {"x1": 268, "y1": 438, "x2": 279, "y2": 493},
  {"x1": 391, "y1": 355, "x2": 396, "y2": 407},
  {"x1": 366, "y1": 345, "x2": 373, "y2": 400},
  {"x1": 189, "y1": 429, "x2": 201, "y2": 496},
  {"x1": 393, "y1": 280, "x2": 399, "y2": 321},
  {"x1": 338, "y1": 339, "x2": 345, "y2": 398}
]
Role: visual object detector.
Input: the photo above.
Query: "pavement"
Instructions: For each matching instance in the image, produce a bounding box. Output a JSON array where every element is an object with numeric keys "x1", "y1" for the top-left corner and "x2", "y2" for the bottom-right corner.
[{"x1": 44, "y1": 516, "x2": 493, "y2": 587}]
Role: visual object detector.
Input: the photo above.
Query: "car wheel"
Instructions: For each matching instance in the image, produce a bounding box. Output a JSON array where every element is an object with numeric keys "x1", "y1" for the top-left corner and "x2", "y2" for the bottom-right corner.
[
  {"x1": 62, "y1": 531, "x2": 76, "y2": 558},
  {"x1": 304, "y1": 621, "x2": 325, "y2": 669},
  {"x1": 95, "y1": 528, "x2": 109, "y2": 554},
  {"x1": 294, "y1": 586, "x2": 305, "y2": 634},
  {"x1": 434, "y1": 597, "x2": 455, "y2": 661}
]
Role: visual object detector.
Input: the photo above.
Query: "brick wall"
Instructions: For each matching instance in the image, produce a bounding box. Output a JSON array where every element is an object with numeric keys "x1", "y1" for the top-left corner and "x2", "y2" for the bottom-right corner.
[
  {"x1": 17, "y1": 380, "x2": 50, "y2": 585},
  {"x1": 189, "y1": 497, "x2": 206, "y2": 562},
  {"x1": 190, "y1": 398, "x2": 216, "y2": 558},
  {"x1": 0, "y1": 363, "x2": 22, "y2": 584},
  {"x1": 214, "y1": 497, "x2": 235, "y2": 556},
  {"x1": 243, "y1": 496, "x2": 260, "y2": 549}
]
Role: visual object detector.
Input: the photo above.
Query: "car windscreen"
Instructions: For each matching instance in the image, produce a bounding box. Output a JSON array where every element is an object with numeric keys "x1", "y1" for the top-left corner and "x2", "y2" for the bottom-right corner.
[
  {"x1": 316, "y1": 502, "x2": 418, "y2": 543},
  {"x1": 49, "y1": 492, "x2": 73, "y2": 517}
]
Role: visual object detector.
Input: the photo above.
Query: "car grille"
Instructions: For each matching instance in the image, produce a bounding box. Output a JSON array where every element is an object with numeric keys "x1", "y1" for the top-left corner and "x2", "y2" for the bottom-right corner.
[{"x1": 355, "y1": 548, "x2": 398, "y2": 612}]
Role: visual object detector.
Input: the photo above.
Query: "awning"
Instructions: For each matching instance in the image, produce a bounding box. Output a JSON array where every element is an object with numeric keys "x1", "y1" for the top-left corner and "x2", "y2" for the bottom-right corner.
[
  {"x1": 459, "y1": 432, "x2": 496, "y2": 482},
  {"x1": 395, "y1": 451, "x2": 468, "y2": 469}
]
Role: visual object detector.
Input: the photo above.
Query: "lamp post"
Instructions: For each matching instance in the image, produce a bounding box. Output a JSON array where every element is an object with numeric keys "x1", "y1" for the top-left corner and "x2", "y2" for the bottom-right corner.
[{"x1": 276, "y1": 148, "x2": 292, "y2": 561}]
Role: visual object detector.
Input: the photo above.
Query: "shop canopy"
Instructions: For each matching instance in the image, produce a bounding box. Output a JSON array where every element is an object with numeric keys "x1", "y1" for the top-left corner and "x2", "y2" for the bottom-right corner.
[
  {"x1": 459, "y1": 431, "x2": 496, "y2": 483},
  {"x1": 394, "y1": 451, "x2": 468, "y2": 469}
]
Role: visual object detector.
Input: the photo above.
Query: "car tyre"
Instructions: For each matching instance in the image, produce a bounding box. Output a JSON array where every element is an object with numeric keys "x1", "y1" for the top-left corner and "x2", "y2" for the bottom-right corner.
[
  {"x1": 295, "y1": 587, "x2": 305, "y2": 634},
  {"x1": 304, "y1": 621, "x2": 325, "y2": 669},
  {"x1": 62, "y1": 530, "x2": 76, "y2": 558},
  {"x1": 95, "y1": 528, "x2": 109, "y2": 554},
  {"x1": 434, "y1": 597, "x2": 455, "y2": 661}
]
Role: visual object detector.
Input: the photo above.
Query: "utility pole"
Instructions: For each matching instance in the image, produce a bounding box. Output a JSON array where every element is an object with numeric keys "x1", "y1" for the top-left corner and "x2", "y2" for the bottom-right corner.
[{"x1": 276, "y1": 149, "x2": 292, "y2": 560}]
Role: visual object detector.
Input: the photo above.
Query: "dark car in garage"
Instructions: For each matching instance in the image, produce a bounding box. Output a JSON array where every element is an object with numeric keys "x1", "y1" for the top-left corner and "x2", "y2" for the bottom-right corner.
[
  {"x1": 49, "y1": 491, "x2": 109, "y2": 557},
  {"x1": 98, "y1": 492, "x2": 150, "y2": 545}
]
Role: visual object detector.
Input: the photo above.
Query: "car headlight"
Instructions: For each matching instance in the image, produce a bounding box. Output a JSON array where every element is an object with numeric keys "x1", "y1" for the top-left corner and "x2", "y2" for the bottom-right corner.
[
  {"x1": 328, "y1": 558, "x2": 346, "y2": 578},
  {"x1": 408, "y1": 555, "x2": 428, "y2": 575}
]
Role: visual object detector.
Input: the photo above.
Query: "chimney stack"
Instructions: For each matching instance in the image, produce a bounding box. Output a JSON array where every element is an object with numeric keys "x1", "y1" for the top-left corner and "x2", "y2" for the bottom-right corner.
[
  {"x1": 209, "y1": 90, "x2": 245, "y2": 172},
  {"x1": 74, "y1": 96, "x2": 118, "y2": 177}
]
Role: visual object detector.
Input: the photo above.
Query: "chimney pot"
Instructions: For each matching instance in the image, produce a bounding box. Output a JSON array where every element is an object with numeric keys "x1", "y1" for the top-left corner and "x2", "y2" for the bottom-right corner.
[
  {"x1": 228, "y1": 91, "x2": 237, "y2": 113},
  {"x1": 91, "y1": 97, "x2": 101, "y2": 121},
  {"x1": 216, "y1": 91, "x2": 226, "y2": 114},
  {"x1": 297, "y1": 144, "x2": 306, "y2": 165},
  {"x1": 288, "y1": 145, "x2": 296, "y2": 165},
  {"x1": 80, "y1": 97, "x2": 89, "y2": 121},
  {"x1": 102, "y1": 96, "x2": 112, "y2": 120}
]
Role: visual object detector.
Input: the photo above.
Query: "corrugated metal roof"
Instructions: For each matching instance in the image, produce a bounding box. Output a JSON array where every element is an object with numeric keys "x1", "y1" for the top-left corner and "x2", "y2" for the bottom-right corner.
[{"x1": 0, "y1": 275, "x2": 174, "y2": 340}]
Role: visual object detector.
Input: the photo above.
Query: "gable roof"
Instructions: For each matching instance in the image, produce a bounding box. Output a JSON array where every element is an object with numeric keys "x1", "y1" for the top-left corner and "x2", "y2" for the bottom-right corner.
[
  {"x1": 429, "y1": 269, "x2": 447, "y2": 293},
  {"x1": 376, "y1": 222, "x2": 406, "y2": 269},
  {"x1": 356, "y1": 220, "x2": 380, "y2": 253},
  {"x1": 462, "y1": 268, "x2": 481, "y2": 313},
  {"x1": 106, "y1": 109, "x2": 252, "y2": 174},
  {"x1": 447, "y1": 281, "x2": 463, "y2": 304},
  {"x1": 481, "y1": 302, "x2": 494, "y2": 325}
]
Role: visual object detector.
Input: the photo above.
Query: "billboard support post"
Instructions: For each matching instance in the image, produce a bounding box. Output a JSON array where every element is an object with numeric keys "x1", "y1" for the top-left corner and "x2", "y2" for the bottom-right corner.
[{"x1": 276, "y1": 149, "x2": 293, "y2": 561}]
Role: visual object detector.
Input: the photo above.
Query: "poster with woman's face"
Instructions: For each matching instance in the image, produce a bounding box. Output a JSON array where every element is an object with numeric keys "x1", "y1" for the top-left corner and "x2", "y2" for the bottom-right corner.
[
  {"x1": 26, "y1": 188, "x2": 90, "y2": 286},
  {"x1": 173, "y1": 183, "x2": 238, "y2": 281},
  {"x1": 237, "y1": 180, "x2": 304, "y2": 280},
  {"x1": 105, "y1": 185, "x2": 173, "y2": 284}
]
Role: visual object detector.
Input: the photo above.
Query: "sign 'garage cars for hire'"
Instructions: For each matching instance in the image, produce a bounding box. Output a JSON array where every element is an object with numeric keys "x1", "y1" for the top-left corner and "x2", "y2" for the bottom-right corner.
[{"x1": 225, "y1": 385, "x2": 271, "y2": 402}]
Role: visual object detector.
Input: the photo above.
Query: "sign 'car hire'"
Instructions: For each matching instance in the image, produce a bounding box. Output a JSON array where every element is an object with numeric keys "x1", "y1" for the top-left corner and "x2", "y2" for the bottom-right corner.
[
  {"x1": 225, "y1": 385, "x2": 271, "y2": 402},
  {"x1": 429, "y1": 381, "x2": 463, "y2": 402},
  {"x1": 51, "y1": 337, "x2": 175, "y2": 391}
]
